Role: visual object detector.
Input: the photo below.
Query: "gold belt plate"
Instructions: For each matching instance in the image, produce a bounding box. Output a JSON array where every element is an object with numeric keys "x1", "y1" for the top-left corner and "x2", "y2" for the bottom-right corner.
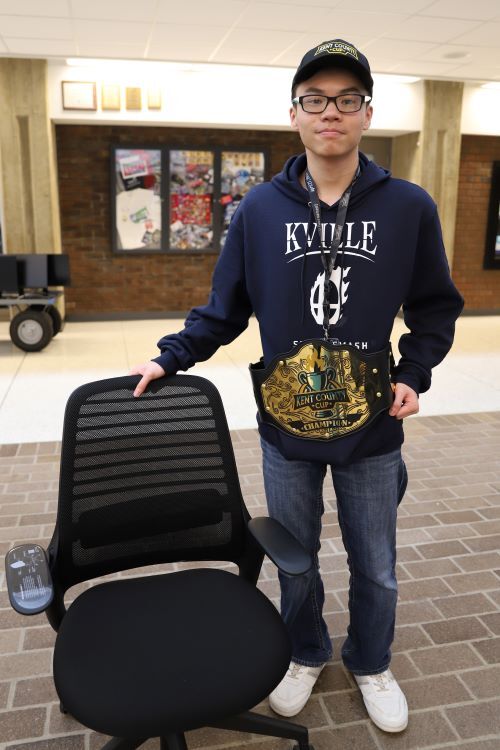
[{"x1": 261, "y1": 342, "x2": 371, "y2": 440}]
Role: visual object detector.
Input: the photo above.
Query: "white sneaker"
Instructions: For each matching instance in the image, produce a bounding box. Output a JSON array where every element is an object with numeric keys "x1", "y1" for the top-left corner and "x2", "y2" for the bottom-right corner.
[
  {"x1": 269, "y1": 661, "x2": 325, "y2": 717},
  {"x1": 354, "y1": 669, "x2": 408, "y2": 732}
]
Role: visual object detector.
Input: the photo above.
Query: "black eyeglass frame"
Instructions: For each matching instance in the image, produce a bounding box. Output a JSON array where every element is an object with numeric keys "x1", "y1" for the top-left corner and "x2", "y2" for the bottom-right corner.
[{"x1": 291, "y1": 93, "x2": 372, "y2": 114}]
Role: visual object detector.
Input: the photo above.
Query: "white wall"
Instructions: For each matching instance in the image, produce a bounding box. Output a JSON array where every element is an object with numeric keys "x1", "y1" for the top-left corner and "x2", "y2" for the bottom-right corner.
[
  {"x1": 48, "y1": 59, "x2": 424, "y2": 134},
  {"x1": 461, "y1": 84, "x2": 500, "y2": 136},
  {"x1": 49, "y1": 59, "x2": 500, "y2": 138}
]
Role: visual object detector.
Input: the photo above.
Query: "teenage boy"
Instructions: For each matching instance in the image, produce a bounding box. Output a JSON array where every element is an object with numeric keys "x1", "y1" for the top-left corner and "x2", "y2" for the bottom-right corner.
[{"x1": 131, "y1": 39, "x2": 463, "y2": 733}]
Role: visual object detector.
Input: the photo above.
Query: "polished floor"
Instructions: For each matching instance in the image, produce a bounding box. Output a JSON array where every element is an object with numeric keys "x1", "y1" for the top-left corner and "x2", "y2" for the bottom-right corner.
[{"x1": 0, "y1": 315, "x2": 499, "y2": 444}]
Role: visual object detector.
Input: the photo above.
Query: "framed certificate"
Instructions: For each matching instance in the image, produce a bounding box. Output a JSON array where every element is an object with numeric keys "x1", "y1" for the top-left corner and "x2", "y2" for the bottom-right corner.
[{"x1": 62, "y1": 81, "x2": 97, "y2": 111}]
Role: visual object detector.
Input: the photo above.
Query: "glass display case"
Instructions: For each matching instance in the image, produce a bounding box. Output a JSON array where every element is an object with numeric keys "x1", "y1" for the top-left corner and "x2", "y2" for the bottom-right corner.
[
  {"x1": 484, "y1": 161, "x2": 500, "y2": 269},
  {"x1": 111, "y1": 146, "x2": 266, "y2": 254}
]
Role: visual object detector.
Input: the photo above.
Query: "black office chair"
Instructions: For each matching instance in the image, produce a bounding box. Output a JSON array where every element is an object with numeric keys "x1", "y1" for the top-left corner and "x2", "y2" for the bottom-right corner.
[{"x1": 5, "y1": 375, "x2": 315, "y2": 750}]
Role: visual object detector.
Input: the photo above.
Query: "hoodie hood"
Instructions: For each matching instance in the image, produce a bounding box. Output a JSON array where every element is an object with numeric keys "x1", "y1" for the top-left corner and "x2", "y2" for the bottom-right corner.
[{"x1": 271, "y1": 151, "x2": 391, "y2": 208}]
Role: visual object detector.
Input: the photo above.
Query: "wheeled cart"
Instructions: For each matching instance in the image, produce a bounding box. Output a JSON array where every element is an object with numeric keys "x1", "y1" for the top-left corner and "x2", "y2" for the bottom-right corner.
[
  {"x1": 0, "y1": 293, "x2": 63, "y2": 352},
  {"x1": 0, "y1": 254, "x2": 70, "y2": 352}
]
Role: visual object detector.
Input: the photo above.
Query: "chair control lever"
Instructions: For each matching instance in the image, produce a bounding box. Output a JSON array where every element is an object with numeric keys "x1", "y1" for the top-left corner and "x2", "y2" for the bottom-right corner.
[{"x1": 5, "y1": 544, "x2": 54, "y2": 615}]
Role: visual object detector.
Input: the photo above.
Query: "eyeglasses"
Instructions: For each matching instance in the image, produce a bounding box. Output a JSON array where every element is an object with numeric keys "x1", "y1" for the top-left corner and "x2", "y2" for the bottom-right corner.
[{"x1": 292, "y1": 93, "x2": 372, "y2": 114}]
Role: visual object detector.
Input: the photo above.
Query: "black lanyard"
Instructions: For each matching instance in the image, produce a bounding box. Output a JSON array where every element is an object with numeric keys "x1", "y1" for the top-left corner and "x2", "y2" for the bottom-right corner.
[{"x1": 304, "y1": 164, "x2": 359, "y2": 339}]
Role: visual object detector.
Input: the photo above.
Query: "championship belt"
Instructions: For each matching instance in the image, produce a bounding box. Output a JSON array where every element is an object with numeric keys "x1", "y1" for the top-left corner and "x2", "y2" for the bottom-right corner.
[{"x1": 250, "y1": 340, "x2": 393, "y2": 441}]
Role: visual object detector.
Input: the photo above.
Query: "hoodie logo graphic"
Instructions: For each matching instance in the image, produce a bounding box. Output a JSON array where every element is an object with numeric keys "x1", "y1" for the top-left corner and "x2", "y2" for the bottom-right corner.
[{"x1": 310, "y1": 268, "x2": 350, "y2": 326}]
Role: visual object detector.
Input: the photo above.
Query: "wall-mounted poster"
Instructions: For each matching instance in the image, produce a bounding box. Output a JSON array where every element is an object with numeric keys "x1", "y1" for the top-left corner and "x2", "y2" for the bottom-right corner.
[
  {"x1": 220, "y1": 151, "x2": 265, "y2": 247},
  {"x1": 169, "y1": 150, "x2": 214, "y2": 250},
  {"x1": 484, "y1": 161, "x2": 500, "y2": 269},
  {"x1": 114, "y1": 149, "x2": 162, "y2": 250},
  {"x1": 62, "y1": 81, "x2": 97, "y2": 110}
]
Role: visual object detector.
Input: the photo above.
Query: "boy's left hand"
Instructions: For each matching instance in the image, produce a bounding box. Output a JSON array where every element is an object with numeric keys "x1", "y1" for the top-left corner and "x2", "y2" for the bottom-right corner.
[{"x1": 389, "y1": 383, "x2": 419, "y2": 420}]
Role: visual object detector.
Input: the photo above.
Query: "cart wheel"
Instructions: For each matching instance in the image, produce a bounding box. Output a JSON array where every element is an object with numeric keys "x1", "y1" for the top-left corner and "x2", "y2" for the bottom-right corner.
[
  {"x1": 10, "y1": 310, "x2": 54, "y2": 352},
  {"x1": 31, "y1": 305, "x2": 63, "y2": 336}
]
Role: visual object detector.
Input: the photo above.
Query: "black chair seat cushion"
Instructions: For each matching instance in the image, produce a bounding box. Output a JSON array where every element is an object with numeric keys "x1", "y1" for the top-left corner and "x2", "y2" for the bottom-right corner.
[{"x1": 53, "y1": 568, "x2": 291, "y2": 737}]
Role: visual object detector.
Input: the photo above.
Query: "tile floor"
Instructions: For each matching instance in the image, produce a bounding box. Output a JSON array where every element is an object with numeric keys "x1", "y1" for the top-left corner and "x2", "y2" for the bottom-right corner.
[{"x1": 0, "y1": 314, "x2": 499, "y2": 749}]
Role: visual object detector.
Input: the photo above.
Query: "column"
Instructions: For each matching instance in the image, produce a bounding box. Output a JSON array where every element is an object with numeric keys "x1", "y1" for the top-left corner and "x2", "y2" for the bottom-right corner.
[
  {"x1": 0, "y1": 58, "x2": 64, "y2": 314},
  {"x1": 391, "y1": 80, "x2": 464, "y2": 267}
]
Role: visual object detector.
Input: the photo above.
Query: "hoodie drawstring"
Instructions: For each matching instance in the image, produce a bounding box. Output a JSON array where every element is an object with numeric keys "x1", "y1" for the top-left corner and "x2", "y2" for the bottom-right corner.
[{"x1": 300, "y1": 203, "x2": 314, "y2": 325}]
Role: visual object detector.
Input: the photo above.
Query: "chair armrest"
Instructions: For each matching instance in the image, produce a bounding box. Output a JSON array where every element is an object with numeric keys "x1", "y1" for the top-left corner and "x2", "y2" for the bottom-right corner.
[
  {"x1": 247, "y1": 517, "x2": 312, "y2": 576},
  {"x1": 5, "y1": 544, "x2": 54, "y2": 615}
]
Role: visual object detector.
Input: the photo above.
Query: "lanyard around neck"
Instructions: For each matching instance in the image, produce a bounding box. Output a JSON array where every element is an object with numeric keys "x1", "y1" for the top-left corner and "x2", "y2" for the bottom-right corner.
[{"x1": 304, "y1": 164, "x2": 359, "y2": 339}]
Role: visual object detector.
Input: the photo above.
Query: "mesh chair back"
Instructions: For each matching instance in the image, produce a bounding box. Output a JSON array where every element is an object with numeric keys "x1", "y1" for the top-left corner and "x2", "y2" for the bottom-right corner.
[{"x1": 49, "y1": 375, "x2": 249, "y2": 590}]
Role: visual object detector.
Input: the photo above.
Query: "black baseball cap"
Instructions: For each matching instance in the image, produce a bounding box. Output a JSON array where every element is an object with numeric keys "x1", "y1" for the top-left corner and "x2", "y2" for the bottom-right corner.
[{"x1": 292, "y1": 39, "x2": 373, "y2": 97}]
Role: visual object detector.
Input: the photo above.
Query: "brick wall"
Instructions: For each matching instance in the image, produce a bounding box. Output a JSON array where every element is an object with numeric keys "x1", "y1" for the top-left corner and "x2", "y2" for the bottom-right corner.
[
  {"x1": 55, "y1": 124, "x2": 388, "y2": 315},
  {"x1": 453, "y1": 135, "x2": 500, "y2": 311},
  {"x1": 55, "y1": 124, "x2": 304, "y2": 315}
]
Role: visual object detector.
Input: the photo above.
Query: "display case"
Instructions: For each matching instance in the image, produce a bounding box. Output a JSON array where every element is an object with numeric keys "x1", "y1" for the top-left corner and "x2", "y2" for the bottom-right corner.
[
  {"x1": 113, "y1": 148, "x2": 162, "y2": 252},
  {"x1": 111, "y1": 146, "x2": 266, "y2": 254},
  {"x1": 484, "y1": 161, "x2": 500, "y2": 269}
]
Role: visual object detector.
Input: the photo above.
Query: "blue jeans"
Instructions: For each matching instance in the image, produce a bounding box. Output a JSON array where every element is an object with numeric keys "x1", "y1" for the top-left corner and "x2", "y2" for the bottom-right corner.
[{"x1": 261, "y1": 438, "x2": 408, "y2": 675}]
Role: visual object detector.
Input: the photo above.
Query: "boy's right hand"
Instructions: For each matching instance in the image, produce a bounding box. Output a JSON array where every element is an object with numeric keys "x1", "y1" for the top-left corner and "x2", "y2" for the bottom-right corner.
[{"x1": 129, "y1": 361, "x2": 166, "y2": 397}]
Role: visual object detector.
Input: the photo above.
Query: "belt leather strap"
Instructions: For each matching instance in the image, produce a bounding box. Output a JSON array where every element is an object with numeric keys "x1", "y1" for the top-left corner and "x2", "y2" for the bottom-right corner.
[{"x1": 250, "y1": 340, "x2": 393, "y2": 441}]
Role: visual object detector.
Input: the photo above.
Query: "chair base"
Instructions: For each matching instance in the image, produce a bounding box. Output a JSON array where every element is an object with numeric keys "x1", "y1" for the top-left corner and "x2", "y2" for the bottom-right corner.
[
  {"x1": 160, "y1": 735, "x2": 188, "y2": 750},
  {"x1": 210, "y1": 709, "x2": 311, "y2": 748},
  {"x1": 97, "y1": 708, "x2": 314, "y2": 750}
]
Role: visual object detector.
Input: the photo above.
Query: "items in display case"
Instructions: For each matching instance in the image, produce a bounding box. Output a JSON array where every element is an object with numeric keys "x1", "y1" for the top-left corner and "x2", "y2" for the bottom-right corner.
[
  {"x1": 111, "y1": 147, "x2": 266, "y2": 253},
  {"x1": 115, "y1": 149, "x2": 161, "y2": 250},
  {"x1": 220, "y1": 151, "x2": 265, "y2": 247},
  {"x1": 170, "y1": 151, "x2": 214, "y2": 250}
]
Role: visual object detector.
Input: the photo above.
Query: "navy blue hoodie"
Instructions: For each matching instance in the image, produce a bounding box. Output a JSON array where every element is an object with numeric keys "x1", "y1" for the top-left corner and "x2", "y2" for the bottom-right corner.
[{"x1": 154, "y1": 152, "x2": 464, "y2": 465}]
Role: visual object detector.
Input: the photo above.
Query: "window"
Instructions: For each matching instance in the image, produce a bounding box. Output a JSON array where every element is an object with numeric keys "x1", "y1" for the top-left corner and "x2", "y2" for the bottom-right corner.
[{"x1": 111, "y1": 146, "x2": 266, "y2": 254}]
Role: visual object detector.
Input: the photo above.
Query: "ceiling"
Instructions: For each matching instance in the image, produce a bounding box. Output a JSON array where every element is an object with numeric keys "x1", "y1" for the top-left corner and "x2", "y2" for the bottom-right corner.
[{"x1": 1, "y1": 0, "x2": 500, "y2": 83}]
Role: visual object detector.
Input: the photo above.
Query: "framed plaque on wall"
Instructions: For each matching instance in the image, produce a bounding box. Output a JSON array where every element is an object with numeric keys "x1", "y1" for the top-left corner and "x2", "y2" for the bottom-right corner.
[
  {"x1": 61, "y1": 81, "x2": 97, "y2": 111},
  {"x1": 125, "y1": 87, "x2": 142, "y2": 110},
  {"x1": 101, "y1": 84, "x2": 121, "y2": 111}
]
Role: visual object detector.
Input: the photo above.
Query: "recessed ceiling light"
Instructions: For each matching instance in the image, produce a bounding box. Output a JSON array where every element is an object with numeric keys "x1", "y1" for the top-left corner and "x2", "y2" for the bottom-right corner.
[{"x1": 443, "y1": 51, "x2": 471, "y2": 60}]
